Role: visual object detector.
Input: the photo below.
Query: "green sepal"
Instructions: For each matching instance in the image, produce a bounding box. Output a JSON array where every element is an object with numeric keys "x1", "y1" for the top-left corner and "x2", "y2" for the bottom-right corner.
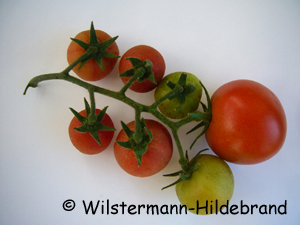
[
  {"x1": 119, "y1": 68, "x2": 135, "y2": 78},
  {"x1": 166, "y1": 72, "x2": 197, "y2": 109},
  {"x1": 70, "y1": 100, "x2": 115, "y2": 146},
  {"x1": 162, "y1": 148, "x2": 208, "y2": 190},
  {"x1": 71, "y1": 21, "x2": 120, "y2": 72},
  {"x1": 126, "y1": 57, "x2": 144, "y2": 68},
  {"x1": 133, "y1": 142, "x2": 149, "y2": 167},
  {"x1": 73, "y1": 126, "x2": 89, "y2": 133},
  {"x1": 120, "y1": 121, "x2": 134, "y2": 138},
  {"x1": 89, "y1": 130, "x2": 101, "y2": 145},
  {"x1": 186, "y1": 81, "x2": 212, "y2": 149},
  {"x1": 189, "y1": 148, "x2": 209, "y2": 169},
  {"x1": 116, "y1": 140, "x2": 134, "y2": 149},
  {"x1": 119, "y1": 57, "x2": 156, "y2": 84},
  {"x1": 189, "y1": 123, "x2": 210, "y2": 150},
  {"x1": 161, "y1": 177, "x2": 183, "y2": 190},
  {"x1": 116, "y1": 118, "x2": 153, "y2": 167},
  {"x1": 186, "y1": 120, "x2": 206, "y2": 134},
  {"x1": 84, "y1": 98, "x2": 91, "y2": 115},
  {"x1": 69, "y1": 107, "x2": 86, "y2": 124},
  {"x1": 70, "y1": 38, "x2": 90, "y2": 50},
  {"x1": 163, "y1": 170, "x2": 182, "y2": 177}
]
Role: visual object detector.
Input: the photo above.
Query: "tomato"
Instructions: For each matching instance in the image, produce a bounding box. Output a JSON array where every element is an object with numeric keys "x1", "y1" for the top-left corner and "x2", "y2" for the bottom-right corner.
[
  {"x1": 205, "y1": 79, "x2": 287, "y2": 165},
  {"x1": 154, "y1": 72, "x2": 202, "y2": 119},
  {"x1": 69, "y1": 109, "x2": 115, "y2": 155},
  {"x1": 119, "y1": 45, "x2": 165, "y2": 93},
  {"x1": 114, "y1": 119, "x2": 173, "y2": 177},
  {"x1": 67, "y1": 29, "x2": 119, "y2": 81},
  {"x1": 176, "y1": 154, "x2": 234, "y2": 215}
]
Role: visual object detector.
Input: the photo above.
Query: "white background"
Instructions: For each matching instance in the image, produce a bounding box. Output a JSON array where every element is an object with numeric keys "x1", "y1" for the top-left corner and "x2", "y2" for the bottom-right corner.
[{"x1": 1, "y1": 0, "x2": 299, "y2": 224}]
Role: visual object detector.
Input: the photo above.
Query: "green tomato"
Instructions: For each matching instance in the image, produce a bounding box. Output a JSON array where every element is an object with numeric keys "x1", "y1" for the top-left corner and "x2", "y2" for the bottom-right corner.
[
  {"x1": 176, "y1": 154, "x2": 234, "y2": 215},
  {"x1": 154, "y1": 72, "x2": 202, "y2": 119}
]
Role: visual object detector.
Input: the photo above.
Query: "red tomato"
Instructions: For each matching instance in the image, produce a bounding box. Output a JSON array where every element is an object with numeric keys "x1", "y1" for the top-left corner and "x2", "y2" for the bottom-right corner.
[
  {"x1": 114, "y1": 119, "x2": 173, "y2": 177},
  {"x1": 205, "y1": 79, "x2": 287, "y2": 165},
  {"x1": 119, "y1": 45, "x2": 165, "y2": 93},
  {"x1": 67, "y1": 30, "x2": 119, "y2": 81},
  {"x1": 69, "y1": 109, "x2": 115, "y2": 155}
]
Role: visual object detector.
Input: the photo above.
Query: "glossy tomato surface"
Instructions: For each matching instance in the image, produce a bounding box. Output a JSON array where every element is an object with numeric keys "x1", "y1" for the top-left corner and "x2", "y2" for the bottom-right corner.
[
  {"x1": 67, "y1": 30, "x2": 119, "y2": 81},
  {"x1": 205, "y1": 79, "x2": 287, "y2": 164},
  {"x1": 154, "y1": 72, "x2": 202, "y2": 119},
  {"x1": 119, "y1": 45, "x2": 165, "y2": 93},
  {"x1": 114, "y1": 119, "x2": 173, "y2": 177},
  {"x1": 176, "y1": 154, "x2": 234, "y2": 215},
  {"x1": 69, "y1": 109, "x2": 115, "y2": 155}
]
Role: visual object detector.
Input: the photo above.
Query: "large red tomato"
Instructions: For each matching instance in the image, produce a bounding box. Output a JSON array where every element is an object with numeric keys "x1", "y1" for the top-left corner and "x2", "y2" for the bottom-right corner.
[
  {"x1": 205, "y1": 79, "x2": 287, "y2": 165},
  {"x1": 119, "y1": 45, "x2": 165, "y2": 93},
  {"x1": 67, "y1": 29, "x2": 119, "y2": 81},
  {"x1": 69, "y1": 109, "x2": 115, "y2": 155},
  {"x1": 114, "y1": 119, "x2": 173, "y2": 177}
]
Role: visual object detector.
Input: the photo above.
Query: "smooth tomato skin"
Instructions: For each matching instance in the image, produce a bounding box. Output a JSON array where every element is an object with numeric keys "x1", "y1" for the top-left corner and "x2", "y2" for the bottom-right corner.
[
  {"x1": 67, "y1": 30, "x2": 119, "y2": 81},
  {"x1": 154, "y1": 72, "x2": 202, "y2": 119},
  {"x1": 176, "y1": 154, "x2": 234, "y2": 215},
  {"x1": 119, "y1": 45, "x2": 165, "y2": 93},
  {"x1": 69, "y1": 109, "x2": 115, "y2": 155},
  {"x1": 205, "y1": 79, "x2": 287, "y2": 165},
  {"x1": 114, "y1": 119, "x2": 173, "y2": 177}
]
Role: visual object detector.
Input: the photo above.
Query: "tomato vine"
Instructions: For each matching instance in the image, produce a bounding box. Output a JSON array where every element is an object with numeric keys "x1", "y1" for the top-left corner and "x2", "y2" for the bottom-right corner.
[{"x1": 23, "y1": 22, "x2": 212, "y2": 189}]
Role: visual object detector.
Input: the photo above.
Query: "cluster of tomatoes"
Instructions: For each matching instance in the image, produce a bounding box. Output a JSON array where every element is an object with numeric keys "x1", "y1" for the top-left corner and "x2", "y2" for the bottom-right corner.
[
  {"x1": 28, "y1": 22, "x2": 287, "y2": 215},
  {"x1": 67, "y1": 28, "x2": 176, "y2": 177}
]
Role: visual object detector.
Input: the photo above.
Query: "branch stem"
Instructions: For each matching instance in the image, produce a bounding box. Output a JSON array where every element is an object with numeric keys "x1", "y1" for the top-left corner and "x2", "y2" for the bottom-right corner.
[{"x1": 24, "y1": 62, "x2": 209, "y2": 174}]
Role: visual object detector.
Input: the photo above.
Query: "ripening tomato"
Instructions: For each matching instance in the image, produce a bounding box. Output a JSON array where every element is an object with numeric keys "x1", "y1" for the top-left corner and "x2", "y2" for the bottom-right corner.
[
  {"x1": 114, "y1": 119, "x2": 173, "y2": 177},
  {"x1": 205, "y1": 79, "x2": 287, "y2": 165},
  {"x1": 176, "y1": 154, "x2": 234, "y2": 215},
  {"x1": 119, "y1": 45, "x2": 165, "y2": 93},
  {"x1": 67, "y1": 29, "x2": 119, "y2": 81},
  {"x1": 69, "y1": 109, "x2": 115, "y2": 155},
  {"x1": 154, "y1": 72, "x2": 202, "y2": 119}
]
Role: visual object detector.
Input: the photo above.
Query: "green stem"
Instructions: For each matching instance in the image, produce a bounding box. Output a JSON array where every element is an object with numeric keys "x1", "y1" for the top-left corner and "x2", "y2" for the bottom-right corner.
[
  {"x1": 174, "y1": 111, "x2": 211, "y2": 128},
  {"x1": 62, "y1": 46, "x2": 98, "y2": 75},
  {"x1": 88, "y1": 88, "x2": 97, "y2": 123},
  {"x1": 24, "y1": 65, "x2": 208, "y2": 175},
  {"x1": 150, "y1": 84, "x2": 183, "y2": 109},
  {"x1": 133, "y1": 106, "x2": 143, "y2": 144},
  {"x1": 118, "y1": 69, "x2": 143, "y2": 95},
  {"x1": 171, "y1": 128, "x2": 188, "y2": 169}
]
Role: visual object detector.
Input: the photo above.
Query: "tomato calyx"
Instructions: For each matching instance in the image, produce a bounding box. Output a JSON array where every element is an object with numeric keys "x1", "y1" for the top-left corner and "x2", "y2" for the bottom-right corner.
[
  {"x1": 119, "y1": 57, "x2": 156, "y2": 84},
  {"x1": 70, "y1": 21, "x2": 120, "y2": 72},
  {"x1": 69, "y1": 98, "x2": 115, "y2": 145},
  {"x1": 116, "y1": 118, "x2": 153, "y2": 166},
  {"x1": 166, "y1": 72, "x2": 197, "y2": 109},
  {"x1": 162, "y1": 148, "x2": 209, "y2": 190},
  {"x1": 186, "y1": 81, "x2": 212, "y2": 149}
]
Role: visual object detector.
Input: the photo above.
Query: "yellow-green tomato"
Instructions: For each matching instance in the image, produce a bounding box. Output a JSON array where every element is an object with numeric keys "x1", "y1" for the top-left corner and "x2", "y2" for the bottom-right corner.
[
  {"x1": 176, "y1": 154, "x2": 234, "y2": 215},
  {"x1": 154, "y1": 72, "x2": 202, "y2": 119}
]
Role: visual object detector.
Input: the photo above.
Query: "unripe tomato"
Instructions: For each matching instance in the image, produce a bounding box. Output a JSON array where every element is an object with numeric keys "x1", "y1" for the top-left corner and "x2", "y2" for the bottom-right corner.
[
  {"x1": 176, "y1": 154, "x2": 234, "y2": 215},
  {"x1": 154, "y1": 72, "x2": 202, "y2": 119}
]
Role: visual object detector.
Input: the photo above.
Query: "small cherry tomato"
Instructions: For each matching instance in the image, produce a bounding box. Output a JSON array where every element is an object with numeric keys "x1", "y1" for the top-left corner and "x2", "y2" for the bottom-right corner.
[
  {"x1": 69, "y1": 109, "x2": 115, "y2": 155},
  {"x1": 176, "y1": 154, "x2": 234, "y2": 215},
  {"x1": 205, "y1": 79, "x2": 287, "y2": 164},
  {"x1": 154, "y1": 72, "x2": 202, "y2": 119},
  {"x1": 67, "y1": 29, "x2": 119, "y2": 81},
  {"x1": 114, "y1": 119, "x2": 173, "y2": 177},
  {"x1": 119, "y1": 45, "x2": 165, "y2": 93}
]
